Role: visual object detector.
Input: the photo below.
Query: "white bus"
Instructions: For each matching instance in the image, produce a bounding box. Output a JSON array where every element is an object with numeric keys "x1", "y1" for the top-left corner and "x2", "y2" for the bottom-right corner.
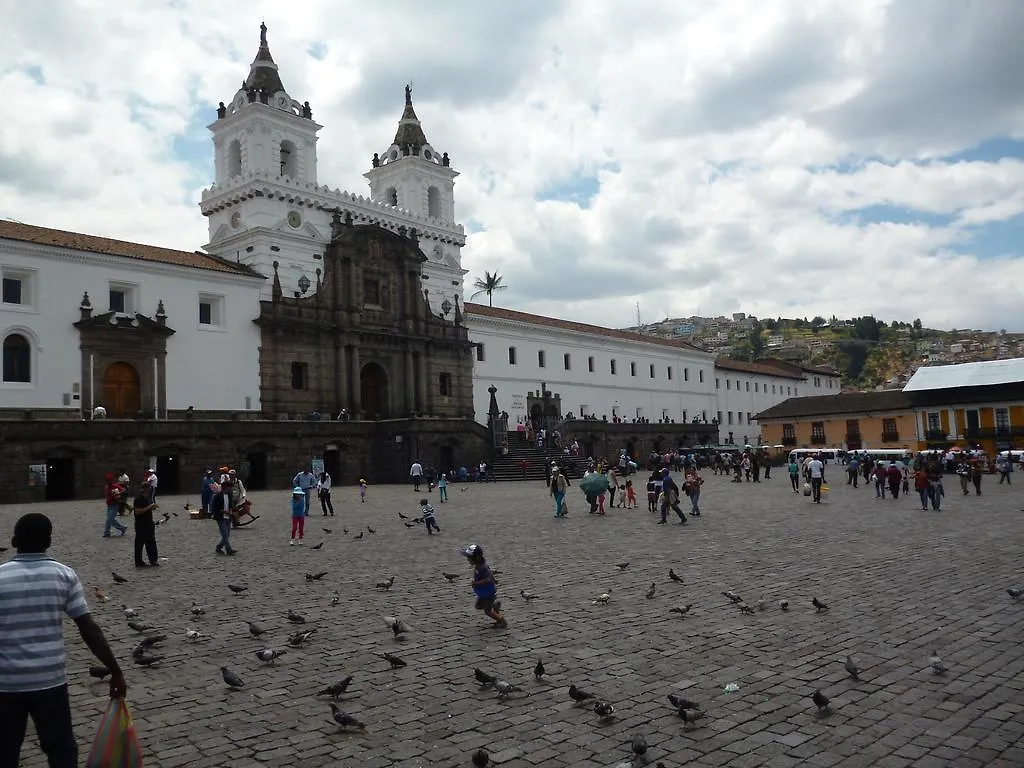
[
  {"x1": 851, "y1": 448, "x2": 914, "y2": 464},
  {"x1": 788, "y1": 448, "x2": 845, "y2": 465}
]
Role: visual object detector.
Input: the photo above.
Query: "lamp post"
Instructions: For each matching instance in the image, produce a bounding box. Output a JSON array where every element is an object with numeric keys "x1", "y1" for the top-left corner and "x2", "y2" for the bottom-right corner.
[
  {"x1": 298, "y1": 274, "x2": 311, "y2": 295},
  {"x1": 441, "y1": 297, "x2": 452, "y2": 316}
]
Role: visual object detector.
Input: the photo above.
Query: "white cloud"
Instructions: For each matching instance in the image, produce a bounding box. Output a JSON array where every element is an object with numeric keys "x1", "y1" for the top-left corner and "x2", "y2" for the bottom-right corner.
[{"x1": 1, "y1": 0, "x2": 1023, "y2": 332}]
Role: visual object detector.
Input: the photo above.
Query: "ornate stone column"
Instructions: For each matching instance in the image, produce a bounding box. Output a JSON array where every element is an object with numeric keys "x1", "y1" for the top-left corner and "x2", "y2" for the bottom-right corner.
[
  {"x1": 350, "y1": 345, "x2": 361, "y2": 414},
  {"x1": 405, "y1": 347, "x2": 416, "y2": 413}
]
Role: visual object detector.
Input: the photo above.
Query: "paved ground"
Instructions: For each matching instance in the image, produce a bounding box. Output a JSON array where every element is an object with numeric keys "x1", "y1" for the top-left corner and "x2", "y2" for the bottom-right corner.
[{"x1": 4, "y1": 469, "x2": 1024, "y2": 768}]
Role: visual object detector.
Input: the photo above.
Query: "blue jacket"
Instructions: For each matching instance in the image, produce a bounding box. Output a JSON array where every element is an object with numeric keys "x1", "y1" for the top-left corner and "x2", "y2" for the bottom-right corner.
[{"x1": 291, "y1": 496, "x2": 306, "y2": 518}]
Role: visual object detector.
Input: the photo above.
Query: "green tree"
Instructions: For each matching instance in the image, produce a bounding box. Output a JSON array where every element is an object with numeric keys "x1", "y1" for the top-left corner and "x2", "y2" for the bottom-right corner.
[
  {"x1": 748, "y1": 321, "x2": 765, "y2": 360},
  {"x1": 811, "y1": 316, "x2": 826, "y2": 327},
  {"x1": 470, "y1": 271, "x2": 507, "y2": 307}
]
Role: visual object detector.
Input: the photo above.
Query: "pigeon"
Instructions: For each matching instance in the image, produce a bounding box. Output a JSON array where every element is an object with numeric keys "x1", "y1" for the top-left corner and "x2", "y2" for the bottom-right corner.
[
  {"x1": 93, "y1": 587, "x2": 109, "y2": 602},
  {"x1": 137, "y1": 634, "x2": 166, "y2": 648},
  {"x1": 384, "y1": 616, "x2": 408, "y2": 637},
  {"x1": 677, "y1": 707, "x2": 705, "y2": 726},
  {"x1": 317, "y1": 676, "x2": 353, "y2": 699},
  {"x1": 189, "y1": 602, "x2": 205, "y2": 617},
  {"x1": 255, "y1": 648, "x2": 286, "y2": 664},
  {"x1": 286, "y1": 629, "x2": 317, "y2": 647},
  {"x1": 248, "y1": 621, "x2": 268, "y2": 638},
  {"x1": 228, "y1": 584, "x2": 248, "y2": 594},
  {"x1": 89, "y1": 665, "x2": 111, "y2": 680},
  {"x1": 221, "y1": 666, "x2": 245, "y2": 688},
  {"x1": 328, "y1": 702, "x2": 365, "y2": 729},
  {"x1": 330, "y1": 591, "x2": 340, "y2": 606},
  {"x1": 722, "y1": 590, "x2": 743, "y2": 604},
  {"x1": 520, "y1": 589, "x2": 538, "y2": 601},
  {"x1": 471, "y1": 749, "x2": 490, "y2": 767},
  {"x1": 668, "y1": 568, "x2": 684, "y2": 583},
  {"x1": 311, "y1": 542, "x2": 324, "y2": 550},
  {"x1": 779, "y1": 599, "x2": 789, "y2": 611},
  {"x1": 323, "y1": 527, "x2": 332, "y2": 533},
  {"x1": 355, "y1": 532, "x2": 364, "y2": 540},
  {"x1": 112, "y1": 571, "x2": 129, "y2": 584},
  {"x1": 381, "y1": 652, "x2": 406, "y2": 668},
  {"x1": 375, "y1": 576, "x2": 395, "y2": 591},
  {"x1": 398, "y1": 512, "x2": 409, "y2": 519},
  {"x1": 594, "y1": 700, "x2": 616, "y2": 719},
  {"x1": 669, "y1": 604, "x2": 693, "y2": 616},
  {"x1": 126, "y1": 621, "x2": 154, "y2": 633},
  {"x1": 442, "y1": 573, "x2": 461, "y2": 583},
  {"x1": 812, "y1": 689, "x2": 831, "y2": 713},
  {"x1": 493, "y1": 679, "x2": 519, "y2": 697},
  {"x1": 185, "y1": 629, "x2": 205, "y2": 642},
  {"x1": 534, "y1": 659, "x2": 545, "y2": 680},
  {"x1": 475, "y1": 668, "x2": 498, "y2": 687},
  {"x1": 342, "y1": 527, "x2": 349, "y2": 534},
  {"x1": 367, "y1": 526, "x2": 376, "y2": 534},
  {"x1": 133, "y1": 654, "x2": 163, "y2": 666},
  {"x1": 305, "y1": 571, "x2": 329, "y2": 582},
  {"x1": 668, "y1": 693, "x2": 701, "y2": 710},
  {"x1": 591, "y1": 593, "x2": 611, "y2": 605},
  {"x1": 929, "y1": 650, "x2": 947, "y2": 675},
  {"x1": 631, "y1": 734, "x2": 648, "y2": 756},
  {"x1": 615, "y1": 562, "x2": 630, "y2": 571},
  {"x1": 812, "y1": 597, "x2": 829, "y2": 612},
  {"x1": 737, "y1": 603, "x2": 755, "y2": 615},
  {"x1": 287, "y1": 610, "x2": 307, "y2": 624},
  {"x1": 1007, "y1": 587, "x2": 1023, "y2": 599},
  {"x1": 645, "y1": 583, "x2": 657, "y2": 600},
  {"x1": 404, "y1": 521, "x2": 418, "y2": 528},
  {"x1": 569, "y1": 684, "x2": 595, "y2": 702},
  {"x1": 844, "y1": 655, "x2": 859, "y2": 681},
  {"x1": 755, "y1": 594, "x2": 767, "y2": 612},
  {"x1": 122, "y1": 605, "x2": 138, "y2": 618}
]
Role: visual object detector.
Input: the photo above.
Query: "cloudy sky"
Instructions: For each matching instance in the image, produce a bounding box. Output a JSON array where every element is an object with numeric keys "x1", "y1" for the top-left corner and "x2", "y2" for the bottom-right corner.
[{"x1": 3, "y1": 1, "x2": 1024, "y2": 331}]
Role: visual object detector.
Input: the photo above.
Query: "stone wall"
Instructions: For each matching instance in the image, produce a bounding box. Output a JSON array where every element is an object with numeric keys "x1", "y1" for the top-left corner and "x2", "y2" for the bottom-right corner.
[
  {"x1": 558, "y1": 421, "x2": 720, "y2": 461},
  {"x1": 0, "y1": 417, "x2": 489, "y2": 504}
]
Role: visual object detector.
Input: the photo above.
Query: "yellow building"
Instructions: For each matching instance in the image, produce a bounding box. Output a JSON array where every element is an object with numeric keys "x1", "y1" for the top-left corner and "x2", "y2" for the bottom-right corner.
[{"x1": 758, "y1": 358, "x2": 1024, "y2": 457}]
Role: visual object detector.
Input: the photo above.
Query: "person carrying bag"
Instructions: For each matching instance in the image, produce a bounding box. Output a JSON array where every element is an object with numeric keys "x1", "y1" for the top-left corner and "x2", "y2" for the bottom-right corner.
[{"x1": 86, "y1": 698, "x2": 143, "y2": 768}]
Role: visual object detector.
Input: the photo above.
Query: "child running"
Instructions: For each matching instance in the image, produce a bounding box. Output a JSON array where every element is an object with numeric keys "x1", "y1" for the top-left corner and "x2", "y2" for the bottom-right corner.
[
  {"x1": 624, "y1": 479, "x2": 637, "y2": 509},
  {"x1": 463, "y1": 544, "x2": 507, "y2": 629},
  {"x1": 419, "y1": 498, "x2": 440, "y2": 534},
  {"x1": 289, "y1": 486, "x2": 306, "y2": 545},
  {"x1": 359, "y1": 479, "x2": 367, "y2": 503}
]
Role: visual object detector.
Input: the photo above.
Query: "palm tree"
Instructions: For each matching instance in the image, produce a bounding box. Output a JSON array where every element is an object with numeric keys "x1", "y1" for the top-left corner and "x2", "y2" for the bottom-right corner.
[{"x1": 470, "y1": 271, "x2": 507, "y2": 307}]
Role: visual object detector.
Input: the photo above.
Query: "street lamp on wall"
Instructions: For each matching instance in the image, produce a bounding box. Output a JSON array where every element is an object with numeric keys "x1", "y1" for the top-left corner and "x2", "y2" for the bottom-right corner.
[
  {"x1": 298, "y1": 274, "x2": 311, "y2": 294},
  {"x1": 441, "y1": 297, "x2": 453, "y2": 316}
]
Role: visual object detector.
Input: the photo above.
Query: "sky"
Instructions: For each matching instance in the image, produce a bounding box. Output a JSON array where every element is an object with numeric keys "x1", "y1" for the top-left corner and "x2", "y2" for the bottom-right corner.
[{"x1": 2, "y1": 0, "x2": 1024, "y2": 332}]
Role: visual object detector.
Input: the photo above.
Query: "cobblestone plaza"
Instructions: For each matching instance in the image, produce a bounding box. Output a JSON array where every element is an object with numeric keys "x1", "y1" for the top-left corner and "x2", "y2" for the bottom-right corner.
[{"x1": 4, "y1": 472, "x2": 1023, "y2": 767}]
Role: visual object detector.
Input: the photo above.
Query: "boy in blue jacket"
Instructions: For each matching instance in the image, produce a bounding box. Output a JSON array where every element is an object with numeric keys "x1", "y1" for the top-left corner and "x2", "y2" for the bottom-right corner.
[{"x1": 463, "y1": 544, "x2": 506, "y2": 629}]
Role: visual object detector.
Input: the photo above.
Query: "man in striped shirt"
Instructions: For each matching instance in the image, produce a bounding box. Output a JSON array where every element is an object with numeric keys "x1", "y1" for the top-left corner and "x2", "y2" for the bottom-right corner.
[{"x1": 0, "y1": 513, "x2": 126, "y2": 767}]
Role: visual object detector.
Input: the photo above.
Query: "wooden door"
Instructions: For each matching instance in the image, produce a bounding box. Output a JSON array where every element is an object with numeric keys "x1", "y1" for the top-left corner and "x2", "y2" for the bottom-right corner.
[{"x1": 102, "y1": 362, "x2": 141, "y2": 417}]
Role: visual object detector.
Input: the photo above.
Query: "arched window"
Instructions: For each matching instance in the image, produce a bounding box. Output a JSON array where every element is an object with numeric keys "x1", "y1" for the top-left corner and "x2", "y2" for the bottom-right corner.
[
  {"x1": 279, "y1": 140, "x2": 298, "y2": 177},
  {"x1": 385, "y1": 187, "x2": 398, "y2": 206},
  {"x1": 2, "y1": 333, "x2": 31, "y2": 383},
  {"x1": 427, "y1": 186, "x2": 442, "y2": 218},
  {"x1": 227, "y1": 139, "x2": 242, "y2": 178}
]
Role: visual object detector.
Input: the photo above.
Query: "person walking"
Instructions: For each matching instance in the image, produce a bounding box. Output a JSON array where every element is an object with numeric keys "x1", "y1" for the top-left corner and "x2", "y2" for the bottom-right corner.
[
  {"x1": 318, "y1": 472, "x2": 335, "y2": 517},
  {"x1": 788, "y1": 457, "x2": 801, "y2": 493},
  {"x1": 549, "y1": 463, "x2": 569, "y2": 518},
  {"x1": 807, "y1": 454, "x2": 825, "y2": 503},
  {"x1": 846, "y1": 455, "x2": 860, "y2": 487},
  {"x1": 290, "y1": 487, "x2": 306, "y2": 545},
  {"x1": 658, "y1": 469, "x2": 687, "y2": 524},
  {"x1": 211, "y1": 480, "x2": 238, "y2": 555},
  {"x1": 292, "y1": 467, "x2": 317, "y2": 515},
  {"x1": 409, "y1": 460, "x2": 423, "y2": 492},
  {"x1": 996, "y1": 454, "x2": 1013, "y2": 484},
  {"x1": 102, "y1": 473, "x2": 128, "y2": 538},
  {"x1": 132, "y1": 480, "x2": 160, "y2": 568},
  {"x1": 683, "y1": 469, "x2": 704, "y2": 516},
  {"x1": 970, "y1": 460, "x2": 984, "y2": 496},
  {"x1": 437, "y1": 472, "x2": 449, "y2": 502},
  {"x1": 926, "y1": 459, "x2": 944, "y2": 511},
  {"x1": 0, "y1": 513, "x2": 127, "y2": 768}
]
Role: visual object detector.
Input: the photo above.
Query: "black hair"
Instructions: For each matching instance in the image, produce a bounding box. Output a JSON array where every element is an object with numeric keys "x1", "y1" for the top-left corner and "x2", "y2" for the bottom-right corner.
[
  {"x1": 13, "y1": 512, "x2": 52, "y2": 553},
  {"x1": 419, "y1": 498, "x2": 428, "y2": 505}
]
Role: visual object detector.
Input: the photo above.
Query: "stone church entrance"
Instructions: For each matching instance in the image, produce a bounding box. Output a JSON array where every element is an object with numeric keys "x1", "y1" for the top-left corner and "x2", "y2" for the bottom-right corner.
[
  {"x1": 360, "y1": 363, "x2": 389, "y2": 418},
  {"x1": 103, "y1": 362, "x2": 141, "y2": 417}
]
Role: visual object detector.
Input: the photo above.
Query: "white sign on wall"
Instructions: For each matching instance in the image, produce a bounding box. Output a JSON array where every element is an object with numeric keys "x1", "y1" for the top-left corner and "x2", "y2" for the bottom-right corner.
[{"x1": 509, "y1": 394, "x2": 526, "y2": 413}]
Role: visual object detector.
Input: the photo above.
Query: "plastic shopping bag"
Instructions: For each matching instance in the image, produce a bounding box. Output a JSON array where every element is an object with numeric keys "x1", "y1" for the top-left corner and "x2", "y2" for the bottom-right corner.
[
  {"x1": 86, "y1": 698, "x2": 143, "y2": 768},
  {"x1": 802, "y1": 482, "x2": 812, "y2": 497}
]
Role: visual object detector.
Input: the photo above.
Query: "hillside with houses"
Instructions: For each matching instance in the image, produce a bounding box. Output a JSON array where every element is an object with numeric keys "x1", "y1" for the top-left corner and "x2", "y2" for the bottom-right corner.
[{"x1": 628, "y1": 314, "x2": 1024, "y2": 391}]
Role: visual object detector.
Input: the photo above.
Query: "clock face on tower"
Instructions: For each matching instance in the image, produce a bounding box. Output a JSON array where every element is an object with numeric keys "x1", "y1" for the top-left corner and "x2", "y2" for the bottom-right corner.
[{"x1": 287, "y1": 211, "x2": 302, "y2": 228}]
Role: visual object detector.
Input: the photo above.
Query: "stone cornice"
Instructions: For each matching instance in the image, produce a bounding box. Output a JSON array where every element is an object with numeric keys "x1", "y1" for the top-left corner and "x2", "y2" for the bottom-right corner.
[
  {"x1": 200, "y1": 174, "x2": 466, "y2": 246},
  {"x1": 0, "y1": 240, "x2": 265, "y2": 284}
]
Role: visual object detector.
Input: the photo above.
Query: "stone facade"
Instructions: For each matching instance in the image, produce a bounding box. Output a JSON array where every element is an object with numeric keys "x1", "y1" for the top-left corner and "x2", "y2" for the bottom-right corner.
[
  {"x1": 557, "y1": 421, "x2": 720, "y2": 462},
  {"x1": 0, "y1": 416, "x2": 489, "y2": 504},
  {"x1": 255, "y1": 212, "x2": 475, "y2": 420}
]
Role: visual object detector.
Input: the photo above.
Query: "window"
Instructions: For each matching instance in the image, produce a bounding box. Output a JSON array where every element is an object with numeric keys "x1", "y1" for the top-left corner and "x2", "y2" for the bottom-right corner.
[
  {"x1": 699, "y1": 370, "x2": 704, "y2": 383},
  {"x1": 745, "y1": 382, "x2": 750, "y2": 392},
  {"x1": 385, "y1": 187, "x2": 398, "y2": 206},
  {"x1": 290, "y1": 362, "x2": 308, "y2": 390},
  {"x1": 747, "y1": 412, "x2": 752, "y2": 423},
  {"x1": 279, "y1": 140, "x2": 298, "y2": 177},
  {"x1": 630, "y1": 362, "x2": 636, "y2": 377},
  {"x1": 882, "y1": 418, "x2": 898, "y2": 441},
  {"x1": 787, "y1": 386, "x2": 792, "y2": 395},
  {"x1": 508, "y1": 347, "x2": 517, "y2": 365},
  {"x1": 2, "y1": 333, "x2": 31, "y2": 383},
  {"x1": 587, "y1": 356, "x2": 594, "y2": 373},
  {"x1": 716, "y1": 411, "x2": 722, "y2": 423},
  {"x1": 715, "y1": 378, "x2": 720, "y2": 389},
  {"x1": 227, "y1": 139, "x2": 242, "y2": 177},
  {"x1": 726, "y1": 380, "x2": 731, "y2": 390},
  {"x1": 811, "y1": 421, "x2": 826, "y2": 443},
  {"x1": 926, "y1": 412, "x2": 941, "y2": 431},
  {"x1": 439, "y1": 372, "x2": 453, "y2": 396},
  {"x1": 610, "y1": 359, "x2": 617, "y2": 375},
  {"x1": 664, "y1": 409, "x2": 671, "y2": 421},
  {"x1": 684, "y1": 368, "x2": 689, "y2": 382},
  {"x1": 580, "y1": 404, "x2": 590, "y2": 417},
  {"x1": 995, "y1": 408, "x2": 1010, "y2": 431},
  {"x1": 794, "y1": 387, "x2": 798, "y2": 396},
  {"x1": 476, "y1": 344, "x2": 485, "y2": 362},
  {"x1": 782, "y1": 423, "x2": 796, "y2": 441},
  {"x1": 667, "y1": 366, "x2": 673, "y2": 380},
  {"x1": 649, "y1": 363, "x2": 655, "y2": 378},
  {"x1": 363, "y1": 279, "x2": 381, "y2": 306},
  {"x1": 2, "y1": 277, "x2": 22, "y2": 305},
  {"x1": 108, "y1": 283, "x2": 135, "y2": 314},
  {"x1": 563, "y1": 353, "x2": 571, "y2": 371},
  {"x1": 538, "y1": 350, "x2": 546, "y2": 368},
  {"x1": 772, "y1": 385, "x2": 776, "y2": 394},
  {"x1": 736, "y1": 380, "x2": 740, "y2": 390},
  {"x1": 846, "y1": 419, "x2": 860, "y2": 439},
  {"x1": 727, "y1": 412, "x2": 734, "y2": 425},
  {"x1": 198, "y1": 294, "x2": 224, "y2": 328},
  {"x1": 636, "y1": 407, "x2": 644, "y2": 419},
  {"x1": 680, "y1": 410, "x2": 686, "y2": 422},
  {"x1": 754, "y1": 382, "x2": 759, "y2": 392},
  {"x1": 109, "y1": 288, "x2": 126, "y2": 313},
  {"x1": 427, "y1": 186, "x2": 442, "y2": 218},
  {"x1": 828, "y1": 379, "x2": 833, "y2": 389}
]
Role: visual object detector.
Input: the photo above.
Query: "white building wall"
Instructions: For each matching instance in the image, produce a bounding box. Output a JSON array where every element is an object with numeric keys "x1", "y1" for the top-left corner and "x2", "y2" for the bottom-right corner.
[
  {"x1": 465, "y1": 314, "x2": 718, "y2": 427},
  {"x1": 714, "y1": 366, "x2": 841, "y2": 439},
  {"x1": 0, "y1": 241, "x2": 264, "y2": 412}
]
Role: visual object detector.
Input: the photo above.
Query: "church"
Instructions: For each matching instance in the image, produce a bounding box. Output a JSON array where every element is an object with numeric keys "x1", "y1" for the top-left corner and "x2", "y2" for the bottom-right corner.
[{"x1": 0, "y1": 23, "x2": 837, "y2": 501}]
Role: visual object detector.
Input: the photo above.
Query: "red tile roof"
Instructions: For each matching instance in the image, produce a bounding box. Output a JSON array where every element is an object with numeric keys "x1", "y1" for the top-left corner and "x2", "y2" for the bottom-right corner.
[
  {"x1": 464, "y1": 303, "x2": 706, "y2": 352},
  {"x1": 0, "y1": 220, "x2": 263, "y2": 277},
  {"x1": 713, "y1": 357, "x2": 807, "y2": 380}
]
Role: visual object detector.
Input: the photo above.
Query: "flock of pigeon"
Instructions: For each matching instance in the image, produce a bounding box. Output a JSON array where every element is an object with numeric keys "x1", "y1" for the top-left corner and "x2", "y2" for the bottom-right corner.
[{"x1": 78, "y1": 501, "x2": 1024, "y2": 768}]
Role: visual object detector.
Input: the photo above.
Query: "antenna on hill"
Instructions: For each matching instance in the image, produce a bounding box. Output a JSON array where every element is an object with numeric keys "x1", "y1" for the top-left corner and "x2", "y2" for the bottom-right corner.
[{"x1": 636, "y1": 301, "x2": 642, "y2": 333}]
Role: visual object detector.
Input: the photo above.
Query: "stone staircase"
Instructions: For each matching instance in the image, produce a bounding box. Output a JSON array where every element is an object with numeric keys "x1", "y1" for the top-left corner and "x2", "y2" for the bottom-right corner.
[{"x1": 487, "y1": 433, "x2": 583, "y2": 482}]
